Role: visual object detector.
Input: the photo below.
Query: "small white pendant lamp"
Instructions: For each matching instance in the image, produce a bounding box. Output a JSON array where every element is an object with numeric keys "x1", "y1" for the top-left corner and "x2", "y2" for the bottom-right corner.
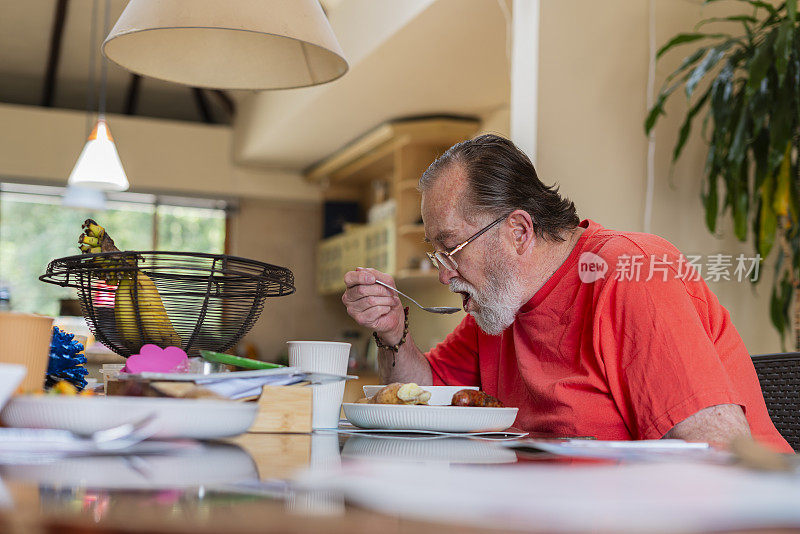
[
  {"x1": 101, "y1": 0, "x2": 348, "y2": 90},
  {"x1": 67, "y1": 116, "x2": 128, "y2": 191},
  {"x1": 68, "y1": 0, "x2": 129, "y2": 193}
]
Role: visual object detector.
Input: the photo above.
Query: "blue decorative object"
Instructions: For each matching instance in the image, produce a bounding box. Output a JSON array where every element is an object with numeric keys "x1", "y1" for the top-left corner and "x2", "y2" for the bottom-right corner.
[{"x1": 47, "y1": 327, "x2": 88, "y2": 390}]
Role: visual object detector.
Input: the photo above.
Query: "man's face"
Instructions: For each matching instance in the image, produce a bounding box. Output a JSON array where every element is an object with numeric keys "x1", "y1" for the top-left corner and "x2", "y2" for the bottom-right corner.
[{"x1": 421, "y1": 169, "x2": 525, "y2": 335}]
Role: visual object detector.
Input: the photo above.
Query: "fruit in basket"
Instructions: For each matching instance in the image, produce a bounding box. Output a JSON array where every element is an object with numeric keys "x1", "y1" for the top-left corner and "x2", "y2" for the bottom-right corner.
[
  {"x1": 78, "y1": 219, "x2": 182, "y2": 348},
  {"x1": 115, "y1": 274, "x2": 182, "y2": 346}
]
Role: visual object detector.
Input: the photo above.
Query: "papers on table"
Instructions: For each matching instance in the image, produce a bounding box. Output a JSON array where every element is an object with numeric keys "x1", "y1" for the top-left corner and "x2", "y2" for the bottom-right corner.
[
  {"x1": 296, "y1": 460, "x2": 800, "y2": 532},
  {"x1": 118, "y1": 368, "x2": 356, "y2": 400},
  {"x1": 198, "y1": 373, "x2": 305, "y2": 400}
]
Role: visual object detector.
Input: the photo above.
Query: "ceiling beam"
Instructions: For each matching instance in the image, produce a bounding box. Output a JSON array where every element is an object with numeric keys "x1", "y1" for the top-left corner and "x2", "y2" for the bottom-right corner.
[
  {"x1": 124, "y1": 74, "x2": 142, "y2": 115},
  {"x1": 191, "y1": 88, "x2": 214, "y2": 124},
  {"x1": 41, "y1": 0, "x2": 69, "y2": 107},
  {"x1": 211, "y1": 90, "x2": 236, "y2": 119}
]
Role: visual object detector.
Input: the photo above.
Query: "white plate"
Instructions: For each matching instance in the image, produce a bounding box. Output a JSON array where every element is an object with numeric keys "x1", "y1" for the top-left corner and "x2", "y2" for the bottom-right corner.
[
  {"x1": 362, "y1": 385, "x2": 478, "y2": 406},
  {"x1": 342, "y1": 403, "x2": 518, "y2": 433},
  {"x1": 0, "y1": 395, "x2": 258, "y2": 439}
]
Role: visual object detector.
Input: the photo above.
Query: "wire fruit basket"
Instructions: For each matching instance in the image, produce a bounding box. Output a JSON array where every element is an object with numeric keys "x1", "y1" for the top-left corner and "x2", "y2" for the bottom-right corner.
[{"x1": 40, "y1": 251, "x2": 295, "y2": 358}]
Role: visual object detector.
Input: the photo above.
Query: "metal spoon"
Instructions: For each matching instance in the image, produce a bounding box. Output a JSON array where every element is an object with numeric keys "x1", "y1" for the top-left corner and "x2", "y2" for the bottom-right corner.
[{"x1": 374, "y1": 280, "x2": 461, "y2": 314}]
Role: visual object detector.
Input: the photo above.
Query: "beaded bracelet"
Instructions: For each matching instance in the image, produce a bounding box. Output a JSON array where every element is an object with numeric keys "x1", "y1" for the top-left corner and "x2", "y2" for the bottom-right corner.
[{"x1": 373, "y1": 306, "x2": 409, "y2": 367}]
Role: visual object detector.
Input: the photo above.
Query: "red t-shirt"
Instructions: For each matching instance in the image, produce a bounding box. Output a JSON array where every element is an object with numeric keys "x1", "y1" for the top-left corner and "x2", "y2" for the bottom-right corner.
[{"x1": 425, "y1": 220, "x2": 791, "y2": 452}]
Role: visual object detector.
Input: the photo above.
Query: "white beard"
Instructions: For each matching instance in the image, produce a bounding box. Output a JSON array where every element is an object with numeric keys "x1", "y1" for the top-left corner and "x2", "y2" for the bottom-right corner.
[{"x1": 449, "y1": 255, "x2": 526, "y2": 336}]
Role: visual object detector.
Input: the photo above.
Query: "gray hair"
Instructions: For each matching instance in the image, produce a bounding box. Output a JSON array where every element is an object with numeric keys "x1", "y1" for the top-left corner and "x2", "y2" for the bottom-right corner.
[{"x1": 418, "y1": 134, "x2": 579, "y2": 241}]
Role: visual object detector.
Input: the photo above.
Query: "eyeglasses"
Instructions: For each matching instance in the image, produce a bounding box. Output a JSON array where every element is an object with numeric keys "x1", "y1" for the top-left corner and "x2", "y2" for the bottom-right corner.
[{"x1": 426, "y1": 215, "x2": 507, "y2": 271}]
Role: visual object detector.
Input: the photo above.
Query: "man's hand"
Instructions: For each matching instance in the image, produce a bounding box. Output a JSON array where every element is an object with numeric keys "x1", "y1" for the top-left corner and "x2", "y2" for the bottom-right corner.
[
  {"x1": 342, "y1": 268, "x2": 404, "y2": 344},
  {"x1": 663, "y1": 403, "x2": 751, "y2": 447}
]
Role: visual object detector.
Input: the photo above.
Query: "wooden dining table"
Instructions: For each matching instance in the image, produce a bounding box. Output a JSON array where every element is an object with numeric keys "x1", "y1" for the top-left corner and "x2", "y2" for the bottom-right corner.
[{"x1": 0, "y1": 432, "x2": 796, "y2": 534}]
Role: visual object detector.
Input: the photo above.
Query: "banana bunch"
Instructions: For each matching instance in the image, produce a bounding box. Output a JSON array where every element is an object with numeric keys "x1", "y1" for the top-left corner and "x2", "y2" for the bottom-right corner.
[{"x1": 79, "y1": 219, "x2": 182, "y2": 348}]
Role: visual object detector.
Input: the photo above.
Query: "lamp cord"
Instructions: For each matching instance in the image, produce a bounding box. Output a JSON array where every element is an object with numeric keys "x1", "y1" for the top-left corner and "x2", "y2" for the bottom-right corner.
[
  {"x1": 98, "y1": 0, "x2": 109, "y2": 118},
  {"x1": 85, "y1": 0, "x2": 98, "y2": 136}
]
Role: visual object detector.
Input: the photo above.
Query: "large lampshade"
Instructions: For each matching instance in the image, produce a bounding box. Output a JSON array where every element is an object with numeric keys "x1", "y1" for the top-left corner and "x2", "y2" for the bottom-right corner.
[
  {"x1": 68, "y1": 118, "x2": 129, "y2": 191},
  {"x1": 101, "y1": 0, "x2": 349, "y2": 90}
]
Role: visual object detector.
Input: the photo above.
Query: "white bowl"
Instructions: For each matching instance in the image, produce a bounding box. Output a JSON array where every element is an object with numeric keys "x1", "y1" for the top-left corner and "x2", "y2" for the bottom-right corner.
[
  {"x1": 1, "y1": 395, "x2": 258, "y2": 439},
  {"x1": 343, "y1": 403, "x2": 518, "y2": 433},
  {"x1": 362, "y1": 385, "x2": 479, "y2": 406}
]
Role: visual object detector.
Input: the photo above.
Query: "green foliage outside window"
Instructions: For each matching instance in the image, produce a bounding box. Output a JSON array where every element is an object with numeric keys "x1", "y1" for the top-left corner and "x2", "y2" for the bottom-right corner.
[{"x1": 157, "y1": 205, "x2": 226, "y2": 254}]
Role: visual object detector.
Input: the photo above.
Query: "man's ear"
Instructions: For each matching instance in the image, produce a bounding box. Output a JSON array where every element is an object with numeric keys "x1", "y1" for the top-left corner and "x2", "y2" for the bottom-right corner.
[{"x1": 507, "y1": 210, "x2": 535, "y2": 255}]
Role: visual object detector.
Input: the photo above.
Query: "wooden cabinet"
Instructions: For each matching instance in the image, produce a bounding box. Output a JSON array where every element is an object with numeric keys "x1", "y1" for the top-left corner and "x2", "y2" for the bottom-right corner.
[{"x1": 307, "y1": 117, "x2": 479, "y2": 295}]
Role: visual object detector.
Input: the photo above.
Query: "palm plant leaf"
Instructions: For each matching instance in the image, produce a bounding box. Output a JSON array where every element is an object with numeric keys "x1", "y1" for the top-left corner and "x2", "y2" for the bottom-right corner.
[{"x1": 647, "y1": 1, "x2": 800, "y2": 342}]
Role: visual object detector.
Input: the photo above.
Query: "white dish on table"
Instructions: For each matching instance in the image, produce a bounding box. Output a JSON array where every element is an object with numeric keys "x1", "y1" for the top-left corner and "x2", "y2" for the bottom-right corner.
[
  {"x1": 342, "y1": 403, "x2": 518, "y2": 433},
  {"x1": 362, "y1": 385, "x2": 478, "y2": 406},
  {"x1": 1, "y1": 395, "x2": 258, "y2": 440}
]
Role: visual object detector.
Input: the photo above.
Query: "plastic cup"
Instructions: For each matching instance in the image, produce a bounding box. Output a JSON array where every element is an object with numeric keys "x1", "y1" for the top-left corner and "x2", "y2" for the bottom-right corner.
[
  {"x1": 0, "y1": 312, "x2": 54, "y2": 393},
  {"x1": 287, "y1": 341, "x2": 350, "y2": 429}
]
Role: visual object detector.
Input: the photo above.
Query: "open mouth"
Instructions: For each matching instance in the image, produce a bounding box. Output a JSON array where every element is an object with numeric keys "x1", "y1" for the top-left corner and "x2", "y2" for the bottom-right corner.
[{"x1": 458, "y1": 291, "x2": 471, "y2": 311}]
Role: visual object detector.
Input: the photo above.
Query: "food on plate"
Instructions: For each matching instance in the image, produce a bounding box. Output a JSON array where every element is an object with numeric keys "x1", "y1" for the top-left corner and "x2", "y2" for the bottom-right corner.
[
  {"x1": 78, "y1": 219, "x2": 182, "y2": 347},
  {"x1": 450, "y1": 389, "x2": 504, "y2": 407},
  {"x1": 362, "y1": 382, "x2": 431, "y2": 405}
]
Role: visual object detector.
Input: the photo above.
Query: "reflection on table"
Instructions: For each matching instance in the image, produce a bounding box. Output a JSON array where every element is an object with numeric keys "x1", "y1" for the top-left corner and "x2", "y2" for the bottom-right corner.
[{"x1": 1, "y1": 431, "x2": 799, "y2": 534}]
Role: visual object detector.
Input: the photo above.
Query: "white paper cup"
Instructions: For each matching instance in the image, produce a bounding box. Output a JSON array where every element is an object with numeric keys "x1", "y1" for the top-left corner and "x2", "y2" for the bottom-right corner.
[{"x1": 287, "y1": 341, "x2": 350, "y2": 429}]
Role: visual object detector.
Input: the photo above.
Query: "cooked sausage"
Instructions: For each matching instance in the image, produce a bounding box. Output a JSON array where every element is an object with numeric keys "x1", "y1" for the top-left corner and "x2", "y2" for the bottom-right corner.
[{"x1": 450, "y1": 389, "x2": 504, "y2": 407}]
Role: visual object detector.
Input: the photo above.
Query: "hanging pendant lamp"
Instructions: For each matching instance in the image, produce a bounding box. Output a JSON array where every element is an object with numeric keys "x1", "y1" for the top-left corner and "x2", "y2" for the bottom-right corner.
[
  {"x1": 68, "y1": 117, "x2": 129, "y2": 191},
  {"x1": 101, "y1": 0, "x2": 349, "y2": 90},
  {"x1": 67, "y1": 0, "x2": 129, "y2": 193}
]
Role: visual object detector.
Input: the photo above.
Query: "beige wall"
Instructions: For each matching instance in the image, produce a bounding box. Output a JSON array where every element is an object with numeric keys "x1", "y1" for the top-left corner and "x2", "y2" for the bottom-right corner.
[
  {"x1": 537, "y1": 0, "x2": 779, "y2": 354},
  {"x1": 0, "y1": 103, "x2": 320, "y2": 202},
  {"x1": 227, "y1": 198, "x2": 355, "y2": 360}
]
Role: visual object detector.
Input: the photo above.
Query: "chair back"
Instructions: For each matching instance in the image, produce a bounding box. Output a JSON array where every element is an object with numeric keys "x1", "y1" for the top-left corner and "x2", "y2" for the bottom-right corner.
[{"x1": 751, "y1": 352, "x2": 800, "y2": 451}]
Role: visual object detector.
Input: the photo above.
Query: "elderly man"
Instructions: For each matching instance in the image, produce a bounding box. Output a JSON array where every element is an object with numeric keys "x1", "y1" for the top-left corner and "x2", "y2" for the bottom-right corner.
[{"x1": 342, "y1": 134, "x2": 791, "y2": 452}]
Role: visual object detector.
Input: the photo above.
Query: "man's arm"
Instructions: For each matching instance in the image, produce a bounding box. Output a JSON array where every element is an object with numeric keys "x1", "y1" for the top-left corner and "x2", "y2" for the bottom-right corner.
[
  {"x1": 342, "y1": 268, "x2": 432, "y2": 384},
  {"x1": 375, "y1": 332, "x2": 433, "y2": 384},
  {"x1": 663, "y1": 403, "x2": 751, "y2": 447}
]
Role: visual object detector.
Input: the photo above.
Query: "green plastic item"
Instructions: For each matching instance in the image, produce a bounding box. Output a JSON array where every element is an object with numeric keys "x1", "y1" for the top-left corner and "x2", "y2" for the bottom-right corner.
[{"x1": 200, "y1": 350, "x2": 285, "y2": 370}]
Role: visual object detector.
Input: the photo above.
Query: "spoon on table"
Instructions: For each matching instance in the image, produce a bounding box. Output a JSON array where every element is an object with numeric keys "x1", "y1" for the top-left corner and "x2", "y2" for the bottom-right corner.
[{"x1": 374, "y1": 280, "x2": 461, "y2": 314}]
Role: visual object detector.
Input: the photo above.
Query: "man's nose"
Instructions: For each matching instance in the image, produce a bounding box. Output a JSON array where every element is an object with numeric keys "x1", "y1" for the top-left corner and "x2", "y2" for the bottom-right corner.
[{"x1": 438, "y1": 265, "x2": 459, "y2": 285}]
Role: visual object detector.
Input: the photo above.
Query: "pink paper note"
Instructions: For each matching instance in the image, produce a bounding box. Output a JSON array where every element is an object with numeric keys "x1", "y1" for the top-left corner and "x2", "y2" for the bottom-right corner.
[{"x1": 122, "y1": 344, "x2": 188, "y2": 374}]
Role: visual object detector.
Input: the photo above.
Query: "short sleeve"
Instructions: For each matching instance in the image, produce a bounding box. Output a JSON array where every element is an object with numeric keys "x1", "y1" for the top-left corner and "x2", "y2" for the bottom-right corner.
[
  {"x1": 596, "y1": 275, "x2": 743, "y2": 440},
  {"x1": 425, "y1": 315, "x2": 481, "y2": 386}
]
